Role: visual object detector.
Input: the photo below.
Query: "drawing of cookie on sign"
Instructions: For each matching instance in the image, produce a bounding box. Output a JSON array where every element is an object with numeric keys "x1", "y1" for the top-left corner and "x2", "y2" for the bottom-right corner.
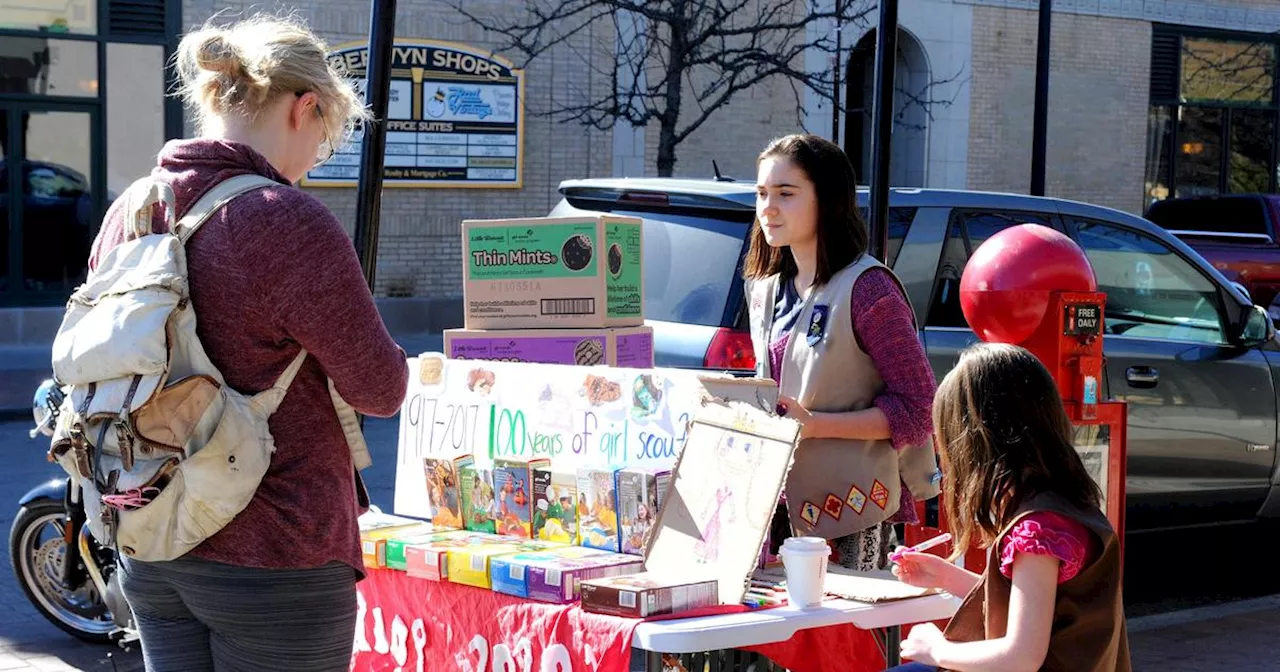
[
  {"x1": 561, "y1": 234, "x2": 594, "y2": 271},
  {"x1": 581, "y1": 374, "x2": 622, "y2": 406},
  {"x1": 466, "y1": 368, "x2": 496, "y2": 396},
  {"x1": 574, "y1": 339, "x2": 605, "y2": 365},
  {"x1": 608, "y1": 243, "x2": 623, "y2": 277}
]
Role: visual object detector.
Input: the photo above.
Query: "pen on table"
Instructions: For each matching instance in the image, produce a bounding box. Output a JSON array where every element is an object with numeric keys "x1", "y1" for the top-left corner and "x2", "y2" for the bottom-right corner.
[{"x1": 889, "y1": 533, "x2": 953, "y2": 563}]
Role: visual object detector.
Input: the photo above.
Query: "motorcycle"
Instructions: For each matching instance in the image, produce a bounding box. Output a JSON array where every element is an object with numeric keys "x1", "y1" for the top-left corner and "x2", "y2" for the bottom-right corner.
[{"x1": 9, "y1": 379, "x2": 138, "y2": 645}]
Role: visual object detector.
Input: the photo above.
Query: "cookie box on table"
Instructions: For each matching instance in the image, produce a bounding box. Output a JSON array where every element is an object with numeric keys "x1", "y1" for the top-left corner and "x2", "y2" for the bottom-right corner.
[
  {"x1": 533, "y1": 466, "x2": 578, "y2": 544},
  {"x1": 524, "y1": 550, "x2": 646, "y2": 604},
  {"x1": 577, "y1": 467, "x2": 621, "y2": 552},
  {"x1": 361, "y1": 522, "x2": 437, "y2": 569},
  {"x1": 488, "y1": 545, "x2": 608, "y2": 598},
  {"x1": 579, "y1": 572, "x2": 719, "y2": 618},
  {"x1": 448, "y1": 538, "x2": 564, "y2": 589},
  {"x1": 403, "y1": 532, "x2": 510, "y2": 581},
  {"x1": 385, "y1": 529, "x2": 471, "y2": 571},
  {"x1": 445, "y1": 326, "x2": 653, "y2": 368},
  {"x1": 461, "y1": 215, "x2": 644, "y2": 329}
]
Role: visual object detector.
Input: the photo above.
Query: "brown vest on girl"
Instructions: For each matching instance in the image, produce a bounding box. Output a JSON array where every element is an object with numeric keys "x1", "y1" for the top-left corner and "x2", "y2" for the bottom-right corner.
[
  {"x1": 943, "y1": 492, "x2": 1131, "y2": 672},
  {"x1": 745, "y1": 255, "x2": 940, "y2": 539}
]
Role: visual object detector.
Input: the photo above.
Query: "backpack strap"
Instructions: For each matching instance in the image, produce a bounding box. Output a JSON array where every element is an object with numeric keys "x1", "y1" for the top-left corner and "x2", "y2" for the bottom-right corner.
[
  {"x1": 123, "y1": 178, "x2": 176, "y2": 241},
  {"x1": 173, "y1": 174, "x2": 279, "y2": 244}
]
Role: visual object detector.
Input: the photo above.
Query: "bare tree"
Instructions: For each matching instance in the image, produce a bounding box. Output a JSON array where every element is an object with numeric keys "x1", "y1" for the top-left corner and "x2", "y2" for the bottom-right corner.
[{"x1": 451, "y1": 0, "x2": 964, "y2": 177}]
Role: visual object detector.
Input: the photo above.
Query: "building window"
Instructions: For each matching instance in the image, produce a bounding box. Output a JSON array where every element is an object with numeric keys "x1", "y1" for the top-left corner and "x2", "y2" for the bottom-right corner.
[{"x1": 1145, "y1": 26, "x2": 1280, "y2": 208}]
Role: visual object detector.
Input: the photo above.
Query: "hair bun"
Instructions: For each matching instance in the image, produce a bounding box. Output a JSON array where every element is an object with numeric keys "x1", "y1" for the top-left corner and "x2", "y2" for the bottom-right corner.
[{"x1": 194, "y1": 31, "x2": 243, "y2": 76}]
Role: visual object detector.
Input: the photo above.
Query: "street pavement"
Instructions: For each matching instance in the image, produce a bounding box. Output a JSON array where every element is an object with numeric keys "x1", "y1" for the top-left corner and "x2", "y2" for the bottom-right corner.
[{"x1": 2, "y1": 342, "x2": 1279, "y2": 670}]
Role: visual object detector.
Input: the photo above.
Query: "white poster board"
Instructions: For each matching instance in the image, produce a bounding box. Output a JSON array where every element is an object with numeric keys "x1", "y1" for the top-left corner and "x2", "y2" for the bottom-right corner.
[{"x1": 394, "y1": 353, "x2": 777, "y2": 519}]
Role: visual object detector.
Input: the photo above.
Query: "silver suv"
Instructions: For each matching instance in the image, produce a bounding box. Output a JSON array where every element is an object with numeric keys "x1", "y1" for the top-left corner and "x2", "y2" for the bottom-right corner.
[{"x1": 551, "y1": 178, "x2": 1280, "y2": 534}]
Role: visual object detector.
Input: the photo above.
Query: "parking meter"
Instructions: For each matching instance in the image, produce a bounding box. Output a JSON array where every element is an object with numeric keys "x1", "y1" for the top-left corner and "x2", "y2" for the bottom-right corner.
[{"x1": 904, "y1": 224, "x2": 1127, "y2": 573}]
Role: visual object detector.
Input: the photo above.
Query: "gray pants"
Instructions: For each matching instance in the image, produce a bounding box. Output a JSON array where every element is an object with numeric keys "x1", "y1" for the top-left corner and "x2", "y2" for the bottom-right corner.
[{"x1": 119, "y1": 555, "x2": 357, "y2": 672}]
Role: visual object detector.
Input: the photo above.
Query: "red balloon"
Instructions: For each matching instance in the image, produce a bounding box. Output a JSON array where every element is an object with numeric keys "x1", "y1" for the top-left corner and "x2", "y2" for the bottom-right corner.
[{"x1": 960, "y1": 223, "x2": 1097, "y2": 344}]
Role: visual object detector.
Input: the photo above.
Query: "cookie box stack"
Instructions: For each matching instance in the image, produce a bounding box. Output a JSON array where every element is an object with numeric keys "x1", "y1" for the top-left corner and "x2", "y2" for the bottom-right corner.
[{"x1": 447, "y1": 215, "x2": 653, "y2": 368}]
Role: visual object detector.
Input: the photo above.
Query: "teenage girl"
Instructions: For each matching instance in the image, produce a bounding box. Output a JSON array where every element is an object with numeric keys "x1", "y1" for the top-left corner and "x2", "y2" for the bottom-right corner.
[
  {"x1": 743, "y1": 133, "x2": 938, "y2": 570},
  {"x1": 889, "y1": 342, "x2": 1130, "y2": 671}
]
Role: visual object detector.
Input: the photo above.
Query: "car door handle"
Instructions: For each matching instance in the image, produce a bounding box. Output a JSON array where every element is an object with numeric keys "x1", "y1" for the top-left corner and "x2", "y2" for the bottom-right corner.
[{"x1": 1126, "y1": 366, "x2": 1159, "y2": 388}]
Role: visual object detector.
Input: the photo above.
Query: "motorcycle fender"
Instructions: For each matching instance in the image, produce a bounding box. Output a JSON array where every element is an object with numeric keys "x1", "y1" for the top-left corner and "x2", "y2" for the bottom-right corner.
[{"x1": 18, "y1": 478, "x2": 68, "y2": 508}]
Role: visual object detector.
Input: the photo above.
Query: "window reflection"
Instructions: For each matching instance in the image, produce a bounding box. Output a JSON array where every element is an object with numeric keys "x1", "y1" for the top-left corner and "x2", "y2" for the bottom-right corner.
[{"x1": 21, "y1": 111, "x2": 93, "y2": 293}]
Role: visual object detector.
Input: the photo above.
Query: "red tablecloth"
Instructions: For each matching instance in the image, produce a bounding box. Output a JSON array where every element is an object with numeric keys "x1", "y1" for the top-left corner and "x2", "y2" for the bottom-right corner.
[{"x1": 352, "y1": 568, "x2": 889, "y2": 672}]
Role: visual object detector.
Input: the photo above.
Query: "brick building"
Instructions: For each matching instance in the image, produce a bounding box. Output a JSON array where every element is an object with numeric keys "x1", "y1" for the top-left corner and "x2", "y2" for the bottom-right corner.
[{"x1": 3, "y1": 0, "x2": 1280, "y2": 315}]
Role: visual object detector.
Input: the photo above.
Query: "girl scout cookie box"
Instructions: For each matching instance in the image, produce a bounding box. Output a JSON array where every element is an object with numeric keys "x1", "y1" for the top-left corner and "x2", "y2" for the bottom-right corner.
[
  {"x1": 448, "y1": 538, "x2": 563, "y2": 589},
  {"x1": 462, "y1": 215, "x2": 643, "y2": 329},
  {"x1": 489, "y1": 545, "x2": 607, "y2": 598},
  {"x1": 385, "y1": 529, "x2": 471, "y2": 571},
  {"x1": 504, "y1": 548, "x2": 645, "y2": 604},
  {"x1": 404, "y1": 532, "x2": 506, "y2": 581},
  {"x1": 445, "y1": 325, "x2": 654, "y2": 368},
  {"x1": 580, "y1": 573, "x2": 719, "y2": 618}
]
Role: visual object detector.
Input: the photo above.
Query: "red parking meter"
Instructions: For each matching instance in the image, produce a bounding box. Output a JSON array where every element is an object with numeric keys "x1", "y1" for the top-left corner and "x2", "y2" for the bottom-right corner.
[{"x1": 904, "y1": 224, "x2": 1127, "y2": 573}]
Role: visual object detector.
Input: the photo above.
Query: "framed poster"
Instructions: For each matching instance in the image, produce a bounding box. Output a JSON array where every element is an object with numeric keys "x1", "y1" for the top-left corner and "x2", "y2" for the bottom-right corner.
[{"x1": 303, "y1": 39, "x2": 524, "y2": 189}]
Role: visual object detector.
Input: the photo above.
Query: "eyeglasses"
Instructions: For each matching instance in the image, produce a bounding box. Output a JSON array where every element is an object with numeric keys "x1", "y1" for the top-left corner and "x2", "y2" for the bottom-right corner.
[{"x1": 297, "y1": 91, "x2": 335, "y2": 168}]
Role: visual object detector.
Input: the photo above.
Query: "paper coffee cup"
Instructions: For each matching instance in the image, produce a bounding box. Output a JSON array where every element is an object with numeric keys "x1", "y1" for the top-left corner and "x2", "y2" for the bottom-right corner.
[{"x1": 780, "y1": 537, "x2": 829, "y2": 608}]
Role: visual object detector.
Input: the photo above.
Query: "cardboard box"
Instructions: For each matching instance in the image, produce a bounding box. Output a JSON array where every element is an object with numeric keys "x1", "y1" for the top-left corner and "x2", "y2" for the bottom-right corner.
[
  {"x1": 493, "y1": 457, "x2": 549, "y2": 538},
  {"x1": 533, "y1": 467, "x2": 578, "y2": 544},
  {"x1": 458, "y1": 457, "x2": 497, "y2": 534},
  {"x1": 462, "y1": 215, "x2": 644, "y2": 329},
  {"x1": 525, "y1": 551, "x2": 646, "y2": 604},
  {"x1": 580, "y1": 573, "x2": 719, "y2": 618},
  {"x1": 362, "y1": 522, "x2": 437, "y2": 569},
  {"x1": 488, "y1": 545, "x2": 607, "y2": 598},
  {"x1": 403, "y1": 532, "x2": 508, "y2": 582},
  {"x1": 423, "y1": 457, "x2": 464, "y2": 529},
  {"x1": 615, "y1": 466, "x2": 672, "y2": 556},
  {"x1": 577, "y1": 468, "x2": 621, "y2": 552},
  {"x1": 385, "y1": 529, "x2": 470, "y2": 571},
  {"x1": 445, "y1": 326, "x2": 654, "y2": 368},
  {"x1": 447, "y1": 539, "x2": 562, "y2": 589}
]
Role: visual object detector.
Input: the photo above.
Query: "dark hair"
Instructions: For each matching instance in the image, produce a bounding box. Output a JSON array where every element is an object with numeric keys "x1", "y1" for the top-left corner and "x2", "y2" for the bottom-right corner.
[
  {"x1": 742, "y1": 134, "x2": 869, "y2": 286},
  {"x1": 932, "y1": 342, "x2": 1103, "y2": 557}
]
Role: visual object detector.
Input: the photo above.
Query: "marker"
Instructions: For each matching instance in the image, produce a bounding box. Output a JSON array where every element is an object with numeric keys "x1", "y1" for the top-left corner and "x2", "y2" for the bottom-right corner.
[{"x1": 889, "y1": 533, "x2": 952, "y2": 563}]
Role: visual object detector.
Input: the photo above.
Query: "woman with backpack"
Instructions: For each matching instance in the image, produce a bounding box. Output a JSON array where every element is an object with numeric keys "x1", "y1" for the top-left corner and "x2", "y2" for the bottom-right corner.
[{"x1": 88, "y1": 13, "x2": 408, "y2": 671}]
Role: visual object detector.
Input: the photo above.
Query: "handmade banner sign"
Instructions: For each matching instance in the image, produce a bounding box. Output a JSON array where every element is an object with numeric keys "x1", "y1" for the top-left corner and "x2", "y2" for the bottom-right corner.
[{"x1": 394, "y1": 353, "x2": 776, "y2": 519}]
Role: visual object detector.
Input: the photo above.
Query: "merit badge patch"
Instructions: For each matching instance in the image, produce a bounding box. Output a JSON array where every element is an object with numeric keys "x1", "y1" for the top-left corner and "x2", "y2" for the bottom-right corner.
[
  {"x1": 869, "y1": 479, "x2": 890, "y2": 510},
  {"x1": 800, "y1": 501, "x2": 821, "y2": 527},
  {"x1": 806, "y1": 305, "x2": 829, "y2": 346},
  {"x1": 846, "y1": 484, "x2": 868, "y2": 515},
  {"x1": 823, "y1": 494, "x2": 844, "y2": 521}
]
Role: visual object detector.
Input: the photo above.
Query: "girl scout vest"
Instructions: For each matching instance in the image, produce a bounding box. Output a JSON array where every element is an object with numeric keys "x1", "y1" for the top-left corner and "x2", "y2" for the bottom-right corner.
[
  {"x1": 746, "y1": 254, "x2": 941, "y2": 539},
  {"x1": 943, "y1": 491, "x2": 1130, "y2": 672}
]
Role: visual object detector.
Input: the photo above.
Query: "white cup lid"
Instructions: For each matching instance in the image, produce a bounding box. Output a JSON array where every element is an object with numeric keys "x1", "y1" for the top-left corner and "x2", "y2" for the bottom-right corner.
[{"x1": 781, "y1": 536, "x2": 829, "y2": 552}]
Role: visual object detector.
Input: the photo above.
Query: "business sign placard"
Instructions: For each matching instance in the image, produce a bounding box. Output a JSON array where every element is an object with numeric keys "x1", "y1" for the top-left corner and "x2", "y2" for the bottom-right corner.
[{"x1": 304, "y1": 39, "x2": 524, "y2": 189}]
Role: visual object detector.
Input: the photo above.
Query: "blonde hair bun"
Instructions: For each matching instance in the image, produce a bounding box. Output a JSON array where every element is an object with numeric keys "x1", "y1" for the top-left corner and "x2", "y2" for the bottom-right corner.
[{"x1": 175, "y1": 13, "x2": 369, "y2": 140}]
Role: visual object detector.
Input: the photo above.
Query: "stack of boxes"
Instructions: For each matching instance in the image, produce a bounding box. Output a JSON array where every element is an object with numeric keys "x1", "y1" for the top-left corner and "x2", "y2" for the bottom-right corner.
[{"x1": 364, "y1": 217, "x2": 712, "y2": 613}]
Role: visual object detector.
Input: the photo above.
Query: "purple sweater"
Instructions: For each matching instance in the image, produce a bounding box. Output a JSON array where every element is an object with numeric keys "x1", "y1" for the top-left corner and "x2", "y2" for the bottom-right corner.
[
  {"x1": 90, "y1": 139, "x2": 409, "y2": 575},
  {"x1": 768, "y1": 268, "x2": 937, "y2": 524}
]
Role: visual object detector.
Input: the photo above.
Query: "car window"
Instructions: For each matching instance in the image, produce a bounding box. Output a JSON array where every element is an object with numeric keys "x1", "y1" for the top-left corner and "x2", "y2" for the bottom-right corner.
[
  {"x1": 1145, "y1": 198, "x2": 1270, "y2": 237},
  {"x1": 926, "y1": 210, "x2": 1055, "y2": 328},
  {"x1": 857, "y1": 206, "x2": 918, "y2": 268},
  {"x1": 550, "y1": 201, "x2": 752, "y2": 327},
  {"x1": 1070, "y1": 217, "x2": 1226, "y2": 344}
]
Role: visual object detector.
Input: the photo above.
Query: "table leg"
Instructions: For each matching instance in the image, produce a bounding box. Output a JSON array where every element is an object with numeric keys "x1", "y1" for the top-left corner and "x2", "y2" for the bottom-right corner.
[{"x1": 883, "y1": 625, "x2": 902, "y2": 667}]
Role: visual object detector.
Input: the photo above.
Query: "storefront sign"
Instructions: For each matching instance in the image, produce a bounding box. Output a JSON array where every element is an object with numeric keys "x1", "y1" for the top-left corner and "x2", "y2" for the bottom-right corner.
[
  {"x1": 303, "y1": 39, "x2": 524, "y2": 188},
  {"x1": 393, "y1": 354, "x2": 776, "y2": 519}
]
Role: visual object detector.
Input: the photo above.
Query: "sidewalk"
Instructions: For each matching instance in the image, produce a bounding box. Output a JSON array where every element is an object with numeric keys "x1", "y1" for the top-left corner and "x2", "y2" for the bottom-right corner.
[
  {"x1": 1127, "y1": 595, "x2": 1280, "y2": 671},
  {"x1": 2, "y1": 599, "x2": 1277, "y2": 671}
]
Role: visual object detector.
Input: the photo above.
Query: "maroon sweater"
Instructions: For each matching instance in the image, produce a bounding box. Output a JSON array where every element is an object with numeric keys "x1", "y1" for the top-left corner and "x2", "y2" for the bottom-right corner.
[{"x1": 89, "y1": 139, "x2": 409, "y2": 575}]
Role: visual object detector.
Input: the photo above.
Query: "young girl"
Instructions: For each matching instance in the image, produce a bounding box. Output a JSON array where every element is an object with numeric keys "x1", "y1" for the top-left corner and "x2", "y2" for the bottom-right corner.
[
  {"x1": 888, "y1": 343, "x2": 1130, "y2": 671},
  {"x1": 743, "y1": 134, "x2": 939, "y2": 571}
]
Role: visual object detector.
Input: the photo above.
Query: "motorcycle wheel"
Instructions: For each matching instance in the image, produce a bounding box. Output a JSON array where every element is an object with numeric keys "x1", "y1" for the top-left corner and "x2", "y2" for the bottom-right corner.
[{"x1": 9, "y1": 498, "x2": 117, "y2": 643}]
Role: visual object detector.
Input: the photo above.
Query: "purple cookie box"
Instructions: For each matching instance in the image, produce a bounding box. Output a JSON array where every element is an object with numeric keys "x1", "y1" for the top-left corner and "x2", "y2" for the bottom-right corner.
[{"x1": 526, "y1": 553, "x2": 646, "y2": 603}]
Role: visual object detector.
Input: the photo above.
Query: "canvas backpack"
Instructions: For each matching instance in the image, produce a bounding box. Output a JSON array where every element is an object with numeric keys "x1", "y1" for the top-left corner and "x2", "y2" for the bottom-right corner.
[{"x1": 46, "y1": 174, "x2": 372, "y2": 562}]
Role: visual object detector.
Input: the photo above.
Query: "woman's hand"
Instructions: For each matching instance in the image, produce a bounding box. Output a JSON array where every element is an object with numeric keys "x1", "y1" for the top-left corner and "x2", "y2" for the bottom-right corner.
[
  {"x1": 891, "y1": 550, "x2": 955, "y2": 590},
  {"x1": 776, "y1": 395, "x2": 815, "y2": 437},
  {"x1": 899, "y1": 622, "x2": 946, "y2": 666}
]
